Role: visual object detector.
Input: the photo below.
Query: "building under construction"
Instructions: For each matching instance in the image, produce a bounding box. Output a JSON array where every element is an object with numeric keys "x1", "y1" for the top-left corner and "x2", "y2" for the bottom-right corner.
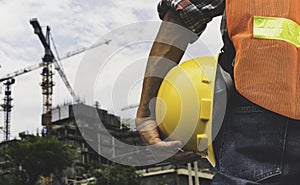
[{"x1": 44, "y1": 103, "x2": 214, "y2": 185}]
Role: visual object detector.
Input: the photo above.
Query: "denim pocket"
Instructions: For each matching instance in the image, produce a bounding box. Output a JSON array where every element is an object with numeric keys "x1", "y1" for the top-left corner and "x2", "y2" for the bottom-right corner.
[{"x1": 217, "y1": 105, "x2": 287, "y2": 182}]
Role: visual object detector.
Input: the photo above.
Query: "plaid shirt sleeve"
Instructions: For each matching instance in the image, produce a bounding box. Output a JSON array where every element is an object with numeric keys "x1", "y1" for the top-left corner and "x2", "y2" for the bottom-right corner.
[{"x1": 158, "y1": 0, "x2": 225, "y2": 36}]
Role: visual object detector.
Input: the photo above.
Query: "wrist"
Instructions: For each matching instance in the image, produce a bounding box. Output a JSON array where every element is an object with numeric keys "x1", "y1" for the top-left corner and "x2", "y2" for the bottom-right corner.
[{"x1": 135, "y1": 118, "x2": 156, "y2": 130}]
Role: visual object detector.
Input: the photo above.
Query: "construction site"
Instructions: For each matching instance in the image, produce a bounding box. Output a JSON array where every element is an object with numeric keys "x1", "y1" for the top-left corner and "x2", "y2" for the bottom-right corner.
[
  {"x1": 0, "y1": 18, "x2": 215, "y2": 185},
  {"x1": 3, "y1": 0, "x2": 300, "y2": 184}
]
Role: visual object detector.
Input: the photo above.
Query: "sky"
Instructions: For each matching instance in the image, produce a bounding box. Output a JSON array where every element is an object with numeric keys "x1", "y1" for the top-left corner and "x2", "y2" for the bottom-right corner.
[{"x1": 0, "y1": 0, "x2": 223, "y2": 139}]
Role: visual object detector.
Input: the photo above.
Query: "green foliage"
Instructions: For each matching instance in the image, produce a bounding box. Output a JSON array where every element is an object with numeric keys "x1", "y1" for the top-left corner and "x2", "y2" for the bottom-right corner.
[
  {"x1": 0, "y1": 168, "x2": 28, "y2": 185},
  {"x1": 158, "y1": 175, "x2": 168, "y2": 185},
  {"x1": 88, "y1": 163, "x2": 141, "y2": 185},
  {"x1": 0, "y1": 136, "x2": 75, "y2": 185}
]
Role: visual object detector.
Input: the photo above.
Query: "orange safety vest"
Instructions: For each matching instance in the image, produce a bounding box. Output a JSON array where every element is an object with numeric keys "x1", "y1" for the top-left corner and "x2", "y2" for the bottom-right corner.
[{"x1": 226, "y1": 0, "x2": 300, "y2": 119}]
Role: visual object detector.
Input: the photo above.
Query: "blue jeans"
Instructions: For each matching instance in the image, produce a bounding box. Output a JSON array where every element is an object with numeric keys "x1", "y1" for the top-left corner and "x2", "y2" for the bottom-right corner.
[{"x1": 212, "y1": 91, "x2": 300, "y2": 185}]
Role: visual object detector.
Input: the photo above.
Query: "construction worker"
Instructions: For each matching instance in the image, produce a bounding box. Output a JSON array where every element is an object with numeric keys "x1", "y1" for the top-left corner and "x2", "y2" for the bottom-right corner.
[{"x1": 136, "y1": 0, "x2": 300, "y2": 184}]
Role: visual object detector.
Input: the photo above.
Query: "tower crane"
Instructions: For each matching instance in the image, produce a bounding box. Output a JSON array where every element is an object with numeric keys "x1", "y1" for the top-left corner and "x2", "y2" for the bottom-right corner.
[
  {"x1": 121, "y1": 104, "x2": 139, "y2": 111},
  {"x1": 0, "y1": 39, "x2": 111, "y2": 84},
  {"x1": 0, "y1": 79, "x2": 15, "y2": 141},
  {"x1": 0, "y1": 18, "x2": 111, "y2": 140}
]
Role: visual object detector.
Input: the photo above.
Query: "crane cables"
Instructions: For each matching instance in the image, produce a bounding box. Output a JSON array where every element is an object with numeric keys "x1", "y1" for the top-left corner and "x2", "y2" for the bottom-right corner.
[{"x1": 49, "y1": 32, "x2": 79, "y2": 102}]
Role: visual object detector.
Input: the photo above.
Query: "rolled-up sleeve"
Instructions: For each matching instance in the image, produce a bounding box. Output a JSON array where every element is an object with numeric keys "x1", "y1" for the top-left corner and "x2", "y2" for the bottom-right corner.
[{"x1": 157, "y1": 0, "x2": 225, "y2": 36}]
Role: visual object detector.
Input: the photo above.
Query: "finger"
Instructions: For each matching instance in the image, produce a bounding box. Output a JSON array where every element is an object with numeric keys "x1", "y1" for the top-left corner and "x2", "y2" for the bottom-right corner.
[
  {"x1": 149, "y1": 140, "x2": 182, "y2": 157},
  {"x1": 155, "y1": 140, "x2": 182, "y2": 148}
]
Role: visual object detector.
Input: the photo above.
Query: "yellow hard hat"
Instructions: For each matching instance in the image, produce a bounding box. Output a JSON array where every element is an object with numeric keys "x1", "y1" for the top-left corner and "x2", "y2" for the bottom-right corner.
[{"x1": 156, "y1": 56, "x2": 230, "y2": 166}]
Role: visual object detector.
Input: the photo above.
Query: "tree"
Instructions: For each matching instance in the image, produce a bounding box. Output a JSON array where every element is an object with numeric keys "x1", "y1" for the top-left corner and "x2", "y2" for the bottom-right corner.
[
  {"x1": 88, "y1": 163, "x2": 141, "y2": 185},
  {"x1": 0, "y1": 135, "x2": 75, "y2": 185}
]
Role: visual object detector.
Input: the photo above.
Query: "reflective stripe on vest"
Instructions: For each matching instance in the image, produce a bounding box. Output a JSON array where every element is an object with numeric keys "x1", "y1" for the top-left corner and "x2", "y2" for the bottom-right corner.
[
  {"x1": 226, "y1": 0, "x2": 300, "y2": 119},
  {"x1": 254, "y1": 16, "x2": 300, "y2": 48}
]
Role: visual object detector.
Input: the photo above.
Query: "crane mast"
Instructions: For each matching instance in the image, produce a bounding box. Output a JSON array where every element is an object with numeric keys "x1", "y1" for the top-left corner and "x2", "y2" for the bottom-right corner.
[
  {"x1": 41, "y1": 26, "x2": 54, "y2": 121},
  {"x1": 1, "y1": 79, "x2": 15, "y2": 141},
  {"x1": 30, "y1": 19, "x2": 55, "y2": 128}
]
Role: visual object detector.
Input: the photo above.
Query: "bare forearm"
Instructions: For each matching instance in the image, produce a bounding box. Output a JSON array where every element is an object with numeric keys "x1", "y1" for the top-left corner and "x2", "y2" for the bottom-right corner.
[{"x1": 137, "y1": 11, "x2": 189, "y2": 118}]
